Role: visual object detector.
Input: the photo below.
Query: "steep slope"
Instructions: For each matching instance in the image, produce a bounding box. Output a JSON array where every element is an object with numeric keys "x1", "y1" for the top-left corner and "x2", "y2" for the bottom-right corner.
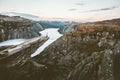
[
  {"x1": 36, "y1": 21, "x2": 69, "y2": 29},
  {"x1": 58, "y1": 22, "x2": 79, "y2": 34},
  {"x1": 0, "y1": 18, "x2": 119, "y2": 80},
  {"x1": 0, "y1": 15, "x2": 41, "y2": 42},
  {"x1": 33, "y1": 18, "x2": 120, "y2": 80},
  {"x1": 0, "y1": 36, "x2": 48, "y2": 80}
]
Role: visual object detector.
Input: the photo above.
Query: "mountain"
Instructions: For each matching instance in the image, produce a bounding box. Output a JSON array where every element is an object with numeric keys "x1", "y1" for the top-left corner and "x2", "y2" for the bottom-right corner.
[
  {"x1": 0, "y1": 12, "x2": 71, "y2": 29},
  {"x1": 36, "y1": 21, "x2": 69, "y2": 29},
  {"x1": 33, "y1": 18, "x2": 120, "y2": 80},
  {"x1": 0, "y1": 18, "x2": 120, "y2": 80},
  {"x1": 0, "y1": 12, "x2": 40, "y2": 21},
  {"x1": 0, "y1": 12, "x2": 71, "y2": 32},
  {"x1": 0, "y1": 14, "x2": 70, "y2": 42},
  {"x1": 0, "y1": 15, "x2": 41, "y2": 42},
  {"x1": 58, "y1": 21, "x2": 79, "y2": 34}
]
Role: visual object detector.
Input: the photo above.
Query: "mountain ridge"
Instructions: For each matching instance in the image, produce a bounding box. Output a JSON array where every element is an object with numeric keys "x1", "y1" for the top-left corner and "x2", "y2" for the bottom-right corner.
[
  {"x1": 0, "y1": 17, "x2": 120, "y2": 80},
  {"x1": 33, "y1": 18, "x2": 120, "y2": 80}
]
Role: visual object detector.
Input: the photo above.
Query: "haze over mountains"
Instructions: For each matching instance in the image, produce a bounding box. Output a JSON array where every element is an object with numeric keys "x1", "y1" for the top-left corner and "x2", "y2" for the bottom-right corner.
[
  {"x1": 0, "y1": 0, "x2": 120, "y2": 79},
  {"x1": 0, "y1": 12, "x2": 40, "y2": 21},
  {"x1": 0, "y1": 12, "x2": 76, "y2": 22},
  {"x1": 0, "y1": 14, "x2": 72, "y2": 42},
  {"x1": 0, "y1": 13, "x2": 120, "y2": 80}
]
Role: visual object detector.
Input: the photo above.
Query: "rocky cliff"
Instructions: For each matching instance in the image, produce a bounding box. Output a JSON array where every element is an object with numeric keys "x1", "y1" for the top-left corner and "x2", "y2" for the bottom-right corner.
[
  {"x1": 0, "y1": 15, "x2": 41, "y2": 42},
  {"x1": 0, "y1": 36, "x2": 48, "y2": 80},
  {"x1": 0, "y1": 18, "x2": 120, "y2": 80},
  {"x1": 58, "y1": 22, "x2": 79, "y2": 34},
  {"x1": 33, "y1": 18, "x2": 120, "y2": 80}
]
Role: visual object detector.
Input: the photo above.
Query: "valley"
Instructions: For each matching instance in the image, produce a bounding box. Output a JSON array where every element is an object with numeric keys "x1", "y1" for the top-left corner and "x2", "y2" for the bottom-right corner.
[{"x1": 0, "y1": 14, "x2": 120, "y2": 80}]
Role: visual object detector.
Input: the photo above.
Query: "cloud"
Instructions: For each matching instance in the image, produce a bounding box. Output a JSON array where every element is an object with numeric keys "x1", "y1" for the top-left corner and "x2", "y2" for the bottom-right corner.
[
  {"x1": 75, "y1": 3, "x2": 84, "y2": 6},
  {"x1": 81, "y1": 6, "x2": 119, "y2": 13},
  {"x1": 68, "y1": 9, "x2": 77, "y2": 11}
]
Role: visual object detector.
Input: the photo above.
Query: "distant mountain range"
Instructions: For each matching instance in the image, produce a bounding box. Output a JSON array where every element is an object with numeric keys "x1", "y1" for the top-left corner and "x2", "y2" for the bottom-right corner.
[
  {"x1": 0, "y1": 13, "x2": 120, "y2": 80},
  {"x1": 0, "y1": 14, "x2": 71, "y2": 41},
  {"x1": 0, "y1": 12, "x2": 40, "y2": 21},
  {"x1": 0, "y1": 12, "x2": 73, "y2": 22},
  {"x1": 0, "y1": 12, "x2": 71, "y2": 29}
]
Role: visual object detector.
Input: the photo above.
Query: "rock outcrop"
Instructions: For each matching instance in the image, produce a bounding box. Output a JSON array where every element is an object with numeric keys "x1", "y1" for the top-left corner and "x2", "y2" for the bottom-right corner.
[
  {"x1": 58, "y1": 22, "x2": 79, "y2": 34},
  {"x1": 33, "y1": 18, "x2": 120, "y2": 80},
  {"x1": 0, "y1": 36, "x2": 48, "y2": 80},
  {"x1": 0, "y1": 15, "x2": 41, "y2": 42},
  {"x1": 0, "y1": 18, "x2": 120, "y2": 80}
]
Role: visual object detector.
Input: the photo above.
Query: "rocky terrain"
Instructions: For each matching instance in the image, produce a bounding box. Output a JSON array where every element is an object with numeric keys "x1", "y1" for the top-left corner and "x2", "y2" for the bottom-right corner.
[
  {"x1": 0, "y1": 15, "x2": 41, "y2": 42},
  {"x1": 0, "y1": 36, "x2": 48, "y2": 80},
  {"x1": 34, "y1": 18, "x2": 120, "y2": 80},
  {"x1": 0, "y1": 18, "x2": 120, "y2": 80},
  {"x1": 37, "y1": 21, "x2": 69, "y2": 29},
  {"x1": 0, "y1": 14, "x2": 71, "y2": 42},
  {"x1": 58, "y1": 22, "x2": 79, "y2": 34}
]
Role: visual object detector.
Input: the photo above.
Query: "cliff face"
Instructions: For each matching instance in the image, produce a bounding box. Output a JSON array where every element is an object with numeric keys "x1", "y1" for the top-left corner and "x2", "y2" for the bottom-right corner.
[
  {"x1": 0, "y1": 18, "x2": 120, "y2": 80},
  {"x1": 33, "y1": 18, "x2": 120, "y2": 80},
  {"x1": 58, "y1": 22, "x2": 79, "y2": 34},
  {"x1": 0, "y1": 36, "x2": 48, "y2": 80},
  {"x1": 0, "y1": 15, "x2": 41, "y2": 42}
]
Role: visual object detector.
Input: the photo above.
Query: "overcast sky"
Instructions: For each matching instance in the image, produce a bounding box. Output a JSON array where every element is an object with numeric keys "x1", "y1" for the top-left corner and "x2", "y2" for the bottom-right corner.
[{"x1": 0, "y1": 0, "x2": 120, "y2": 21}]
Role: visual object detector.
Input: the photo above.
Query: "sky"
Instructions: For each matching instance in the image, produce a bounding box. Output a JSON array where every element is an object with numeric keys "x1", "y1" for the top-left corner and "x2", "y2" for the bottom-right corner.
[{"x1": 0, "y1": 0, "x2": 120, "y2": 22}]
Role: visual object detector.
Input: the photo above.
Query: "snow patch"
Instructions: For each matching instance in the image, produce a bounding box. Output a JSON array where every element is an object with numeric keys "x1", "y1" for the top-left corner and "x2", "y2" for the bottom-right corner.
[
  {"x1": 0, "y1": 39, "x2": 26, "y2": 46},
  {"x1": 31, "y1": 28, "x2": 62, "y2": 57}
]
